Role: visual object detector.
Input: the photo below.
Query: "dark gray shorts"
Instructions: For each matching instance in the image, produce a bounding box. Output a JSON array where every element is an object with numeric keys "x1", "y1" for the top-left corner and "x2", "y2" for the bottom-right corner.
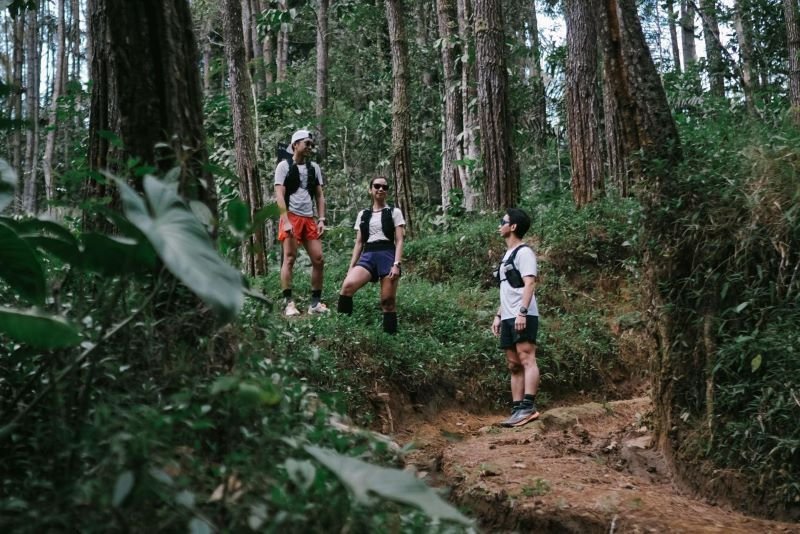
[{"x1": 499, "y1": 316, "x2": 539, "y2": 349}]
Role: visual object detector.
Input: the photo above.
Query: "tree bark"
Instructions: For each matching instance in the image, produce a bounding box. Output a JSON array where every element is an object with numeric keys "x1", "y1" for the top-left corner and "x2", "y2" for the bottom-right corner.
[
  {"x1": 474, "y1": 0, "x2": 518, "y2": 209},
  {"x1": 680, "y1": 1, "x2": 697, "y2": 69},
  {"x1": 785, "y1": 0, "x2": 800, "y2": 124},
  {"x1": 565, "y1": 0, "x2": 603, "y2": 207},
  {"x1": 385, "y1": 0, "x2": 414, "y2": 235},
  {"x1": 456, "y1": 0, "x2": 479, "y2": 210},
  {"x1": 260, "y1": 0, "x2": 274, "y2": 91},
  {"x1": 666, "y1": 0, "x2": 681, "y2": 73},
  {"x1": 733, "y1": 0, "x2": 757, "y2": 115},
  {"x1": 699, "y1": 0, "x2": 725, "y2": 97},
  {"x1": 527, "y1": 0, "x2": 548, "y2": 149},
  {"x1": 87, "y1": 0, "x2": 217, "y2": 216},
  {"x1": 223, "y1": 0, "x2": 267, "y2": 276},
  {"x1": 44, "y1": 0, "x2": 67, "y2": 206},
  {"x1": 22, "y1": 8, "x2": 40, "y2": 214},
  {"x1": 11, "y1": 15, "x2": 24, "y2": 178},
  {"x1": 276, "y1": 0, "x2": 289, "y2": 84},
  {"x1": 436, "y1": 0, "x2": 466, "y2": 212},
  {"x1": 315, "y1": 0, "x2": 329, "y2": 161}
]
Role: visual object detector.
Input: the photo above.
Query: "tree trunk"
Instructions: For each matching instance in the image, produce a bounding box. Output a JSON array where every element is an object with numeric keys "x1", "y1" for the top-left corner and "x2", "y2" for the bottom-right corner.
[
  {"x1": 87, "y1": 0, "x2": 217, "y2": 216},
  {"x1": 680, "y1": 1, "x2": 697, "y2": 70},
  {"x1": 70, "y1": 0, "x2": 81, "y2": 80},
  {"x1": 602, "y1": 63, "x2": 630, "y2": 196},
  {"x1": 456, "y1": 0, "x2": 479, "y2": 210},
  {"x1": 474, "y1": 0, "x2": 518, "y2": 209},
  {"x1": 385, "y1": 0, "x2": 414, "y2": 236},
  {"x1": 733, "y1": 0, "x2": 757, "y2": 115},
  {"x1": 202, "y1": 19, "x2": 213, "y2": 96},
  {"x1": 276, "y1": 0, "x2": 289, "y2": 84},
  {"x1": 597, "y1": 0, "x2": 684, "y2": 487},
  {"x1": 436, "y1": 0, "x2": 466, "y2": 212},
  {"x1": 565, "y1": 0, "x2": 603, "y2": 207},
  {"x1": 785, "y1": 0, "x2": 800, "y2": 124},
  {"x1": 249, "y1": 0, "x2": 265, "y2": 98},
  {"x1": 44, "y1": 0, "x2": 67, "y2": 206},
  {"x1": 223, "y1": 0, "x2": 267, "y2": 276},
  {"x1": 699, "y1": 0, "x2": 725, "y2": 97},
  {"x1": 315, "y1": 0, "x2": 329, "y2": 161},
  {"x1": 23, "y1": 8, "x2": 40, "y2": 214},
  {"x1": 260, "y1": 0, "x2": 274, "y2": 91},
  {"x1": 666, "y1": 0, "x2": 681, "y2": 73},
  {"x1": 11, "y1": 15, "x2": 24, "y2": 178},
  {"x1": 415, "y1": 0, "x2": 434, "y2": 89},
  {"x1": 527, "y1": 1, "x2": 548, "y2": 149}
]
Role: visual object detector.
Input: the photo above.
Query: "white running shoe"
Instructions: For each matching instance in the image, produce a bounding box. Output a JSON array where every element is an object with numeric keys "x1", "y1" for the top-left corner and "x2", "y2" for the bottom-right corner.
[
  {"x1": 284, "y1": 301, "x2": 301, "y2": 317},
  {"x1": 308, "y1": 302, "x2": 330, "y2": 314}
]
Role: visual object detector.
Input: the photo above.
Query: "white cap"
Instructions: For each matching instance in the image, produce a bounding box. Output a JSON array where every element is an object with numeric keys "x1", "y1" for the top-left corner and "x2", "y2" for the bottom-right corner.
[{"x1": 287, "y1": 129, "x2": 313, "y2": 154}]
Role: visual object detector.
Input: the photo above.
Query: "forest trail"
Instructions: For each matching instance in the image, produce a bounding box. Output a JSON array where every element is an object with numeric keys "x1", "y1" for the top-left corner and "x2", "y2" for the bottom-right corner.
[{"x1": 393, "y1": 397, "x2": 800, "y2": 533}]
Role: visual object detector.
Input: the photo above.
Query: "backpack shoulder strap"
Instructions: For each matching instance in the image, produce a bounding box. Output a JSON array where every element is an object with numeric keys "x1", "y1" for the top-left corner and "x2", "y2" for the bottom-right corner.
[{"x1": 506, "y1": 244, "x2": 529, "y2": 266}]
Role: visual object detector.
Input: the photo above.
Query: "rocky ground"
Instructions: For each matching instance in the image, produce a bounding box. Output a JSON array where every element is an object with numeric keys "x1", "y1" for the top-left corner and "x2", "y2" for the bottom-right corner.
[{"x1": 393, "y1": 397, "x2": 800, "y2": 533}]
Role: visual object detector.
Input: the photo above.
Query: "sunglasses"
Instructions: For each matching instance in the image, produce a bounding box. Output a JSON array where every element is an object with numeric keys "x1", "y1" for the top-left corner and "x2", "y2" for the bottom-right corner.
[
  {"x1": 499, "y1": 219, "x2": 510, "y2": 226},
  {"x1": 373, "y1": 184, "x2": 389, "y2": 191},
  {"x1": 302, "y1": 139, "x2": 315, "y2": 147}
]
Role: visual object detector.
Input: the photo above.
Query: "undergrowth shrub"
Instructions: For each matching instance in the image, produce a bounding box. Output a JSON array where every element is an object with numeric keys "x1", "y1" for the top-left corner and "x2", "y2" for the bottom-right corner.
[{"x1": 663, "y1": 111, "x2": 800, "y2": 512}]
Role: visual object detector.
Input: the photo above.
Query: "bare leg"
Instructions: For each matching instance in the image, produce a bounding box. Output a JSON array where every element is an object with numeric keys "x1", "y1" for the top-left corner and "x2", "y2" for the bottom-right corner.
[
  {"x1": 515, "y1": 341, "x2": 540, "y2": 397},
  {"x1": 281, "y1": 237, "x2": 298, "y2": 293},
  {"x1": 303, "y1": 238, "x2": 325, "y2": 291},
  {"x1": 505, "y1": 348, "x2": 524, "y2": 401},
  {"x1": 340, "y1": 266, "x2": 372, "y2": 297}
]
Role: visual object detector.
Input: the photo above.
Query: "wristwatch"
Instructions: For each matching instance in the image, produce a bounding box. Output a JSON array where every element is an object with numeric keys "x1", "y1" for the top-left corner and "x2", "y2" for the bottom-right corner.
[
  {"x1": 519, "y1": 306, "x2": 528, "y2": 315},
  {"x1": 393, "y1": 261, "x2": 401, "y2": 267}
]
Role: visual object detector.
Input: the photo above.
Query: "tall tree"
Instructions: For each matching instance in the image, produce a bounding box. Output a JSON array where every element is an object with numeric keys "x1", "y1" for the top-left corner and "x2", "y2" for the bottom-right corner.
[
  {"x1": 22, "y1": 7, "x2": 39, "y2": 213},
  {"x1": 733, "y1": 0, "x2": 757, "y2": 115},
  {"x1": 597, "y1": 0, "x2": 684, "y2": 488},
  {"x1": 680, "y1": 1, "x2": 697, "y2": 70},
  {"x1": 222, "y1": 0, "x2": 267, "y2": 276},
  {"x1": 474, "y1": 0, "x2": 518, "y2": 209},
  {"x1": 87, "y1": 0, "x2": 216, "y2": 214},
  {"x1": 315, "y1": 0, "x2": 329, "y2": 161},
  {"x1": 11, "y1": 14, "x2": 24, "y2": 177},
  {"x1": 44, "y1": 0, "x2": 67, "y2": 205},
  {"x1": 699, "y1": 0, "x2": 725, "y2": 97},
  {"x1": 276, "y1": 0, "x2": 289, "y2": 84},
  {"x1": 565, "y1": 0, "x2": 603, "y2": 207},
  {"x1": 527, "y1": 0, "x2": 548, "y2": 148},
  {"x1": 385, "y1": 0, "x2": 414, "y2": 235},
  {"x1": 260, "y1": 0, "x2": 274, "y2": 91},
  {"x1": 785, "y1": 0, "x2": 800, "y2": 124},
  {"x1": 456, "y1": 0, "x2": 479, "y2": 210},
  {"x1": 666, "y1": 0, "x2": 682, "y2": 73},
  {"x1": 436, "y1": 0, "x2": 466, "y2": 212}
]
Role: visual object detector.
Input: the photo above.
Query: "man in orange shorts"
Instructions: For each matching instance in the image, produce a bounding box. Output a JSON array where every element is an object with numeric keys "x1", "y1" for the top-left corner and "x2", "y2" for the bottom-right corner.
[{"x1": 274, "y1": 129, "x2": 329, "y2": 316}]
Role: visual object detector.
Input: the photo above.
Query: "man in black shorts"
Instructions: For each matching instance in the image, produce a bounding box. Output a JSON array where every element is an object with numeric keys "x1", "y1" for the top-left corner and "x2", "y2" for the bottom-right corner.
[{"x1": 491, "y1": 208, "x2": 541, "y2": 427}]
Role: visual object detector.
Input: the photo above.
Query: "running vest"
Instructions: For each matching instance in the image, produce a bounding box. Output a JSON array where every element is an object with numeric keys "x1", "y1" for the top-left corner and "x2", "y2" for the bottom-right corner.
[
  {"x1": 283, "y1": 161, "x2": 319, "y2": 208},
  {"x1": 359, "y1": 206, "x2": 396, "y2": 251},
  {"x1": 494, "y1": 244, "x2": 530, "y2": 288}
]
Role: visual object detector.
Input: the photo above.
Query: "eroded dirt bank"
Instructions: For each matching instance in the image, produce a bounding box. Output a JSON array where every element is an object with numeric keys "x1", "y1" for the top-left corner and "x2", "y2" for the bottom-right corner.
[{"x1": 394, "y1": 398, "x2": 800, "y2": 533}]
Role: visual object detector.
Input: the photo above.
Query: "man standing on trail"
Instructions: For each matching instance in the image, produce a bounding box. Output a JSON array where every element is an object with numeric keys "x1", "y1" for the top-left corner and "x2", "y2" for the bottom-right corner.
[
  {"x1": 491, "y1": 208, "x2": 541, "y2": 427},
  {"x1": 275, "y1": 129, "x2": 329, "y2": 316}
]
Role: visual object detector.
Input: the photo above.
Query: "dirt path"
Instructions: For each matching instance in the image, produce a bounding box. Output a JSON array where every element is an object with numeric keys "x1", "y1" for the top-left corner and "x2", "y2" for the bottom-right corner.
[{"x1": 393, "y1": 398, "x2": 800, "y2": 533}]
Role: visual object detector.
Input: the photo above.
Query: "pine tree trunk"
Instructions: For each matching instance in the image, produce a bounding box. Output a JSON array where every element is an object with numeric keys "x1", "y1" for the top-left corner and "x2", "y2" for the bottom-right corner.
[
  {"x1": 734, "y1": 0, "x2": 757, "y2": 115},
  {"x1": 11, "y1": 15, "x2": 24, "y2": 179},
  {"x1": 315, "y1": 0, "x2": 329, "y2": 161},
  {"x1": 565, "y1": 0, "x2": 603, "y2": 207},
  {"x1": 474, "y1": 0, "x2": 518, "y2": 210},
  {"x1": 666, "y1": 0, "x2": 682, "y2": 73},
  {"x1": 223, "y1": 0, "x2": 267, "y2": 276},
  {"x1": 457, "y1": 0, "x2": 478, "y2": 210},
  {"x1": 436, "y1": 0, "x2": 466, "y2": 212},
  {"x1": 44, "y1": 0, "x2": 67, "y2": 206},
  {"x1": 385, "y1": 0, "x2": 414, "y2": 236},
  {"x1": 699, "y1": 0, "x2": 725, "y2": 97},
  {"x1": 680, "y1": 1, "x2": 697, "y2": 68},
  {"x1": 260, "y1": 0, "x2": 274, "y2": 92},
  {"x1": 785, "y1": 0, "x2": 800, "y2": 124},
  {"x1": 70, "y1": 0, "x2": 80, "y2": 80},
  {"x1": 249, "y1": 0, "x2": 265, "y2": 98},
  {"x1": 602, "y1": 64, "x2": 630, "y2": 196},
  {"x1": 87, "y1": 0, "x2": 217, "y2": 216},
  {"x1": 527, "y1": 1, "x2": 548, "y2": 149},
  {"x1": 23, "y1": 8, "x2": 40, "y2": 214},
  {"x1": 276, "y1": 0, "x2": 289, "y2": 84}
]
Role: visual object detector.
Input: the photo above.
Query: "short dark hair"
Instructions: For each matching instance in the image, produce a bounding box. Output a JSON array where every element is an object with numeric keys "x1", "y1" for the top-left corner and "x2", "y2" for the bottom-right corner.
[
  {"x1": 506, "y1": 208, "x2": 531, "y2": 238},
  {"x1": 370, "y1": 176, "x2": 389, "y2": 188}
]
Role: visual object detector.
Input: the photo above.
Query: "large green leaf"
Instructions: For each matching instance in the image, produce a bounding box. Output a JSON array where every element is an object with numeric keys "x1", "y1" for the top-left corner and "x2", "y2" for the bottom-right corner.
[
  {"x1": 0, "y1": 222, "x2": 46, "y2": 305},
  {"x1": 0, "y1": 159, "x2": 17, "y2": 213},
  {"x1": 114, "y1": 175, "x2": 244, "y2": 321},
  {"x1": 24, "y1": 235, "x2": 82, "y2": 265},
  {"x1": 81, "y1": 232, "x2": 157, "y2": 275},
  {"x1": 304, "y1": 445, "x2": 472, "y2": 526},
  {"x1": 0, "y1": 307, "x2": 81, "y2": 349}
]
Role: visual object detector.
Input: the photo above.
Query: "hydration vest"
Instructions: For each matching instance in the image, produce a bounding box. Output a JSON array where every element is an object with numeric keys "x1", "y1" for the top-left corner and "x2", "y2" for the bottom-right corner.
[
  {"x1": 359, "y1": 206, "x2": 396, "y2": 251},
  {"x1": 494, "y1": 244, "x2": 530, "y2": 288},
  {"x1": 276, "y1": 143, "x2": 319, "y2": 207}
]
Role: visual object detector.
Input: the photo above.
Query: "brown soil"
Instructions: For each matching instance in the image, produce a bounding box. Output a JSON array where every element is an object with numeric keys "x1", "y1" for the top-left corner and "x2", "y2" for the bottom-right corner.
[{"x1": 393, "y1": 397, "x2": 800, "y2": 533}]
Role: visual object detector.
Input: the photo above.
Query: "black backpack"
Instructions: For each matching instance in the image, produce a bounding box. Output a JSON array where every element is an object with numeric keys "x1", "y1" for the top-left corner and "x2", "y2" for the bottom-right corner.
[
  {"x1": 494, "y1": 244, "x2": 530, "y2": 288},
  {"x1": 276, "y1": 142, "x2": 319, "y2": 207},
  {"x1": 359, "y1": 206, "x2": 396, "y2": 243}
]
